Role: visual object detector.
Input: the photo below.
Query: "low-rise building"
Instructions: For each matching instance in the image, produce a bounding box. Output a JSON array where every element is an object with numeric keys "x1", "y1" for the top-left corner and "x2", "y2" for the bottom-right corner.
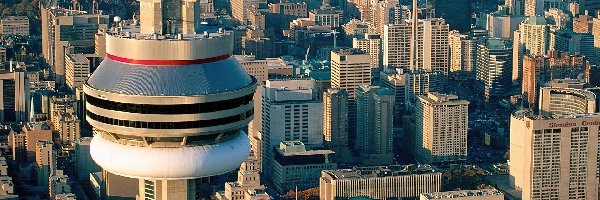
[
  {"x1": 273, "y1": 141, "x2": 336, "y2": 193},
  {"x1": 320, "y1": 164, "x2": 441, "y2": 200},
  {"x1": 0, "y1": 16, "x2": 29, "y2": 36}
]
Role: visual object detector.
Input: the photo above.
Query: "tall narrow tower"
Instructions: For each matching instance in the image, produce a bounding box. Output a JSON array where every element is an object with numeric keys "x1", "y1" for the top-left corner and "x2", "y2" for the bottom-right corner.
[{"x1": 84, "y1": 0, "x2": 256, "y2": 198}]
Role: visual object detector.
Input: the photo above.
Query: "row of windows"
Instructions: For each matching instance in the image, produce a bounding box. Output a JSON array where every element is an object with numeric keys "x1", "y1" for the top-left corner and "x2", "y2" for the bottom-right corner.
[
  {"x1": 87, "y1": 109, "x2": 253, "y2": 129},
  {"x1": 85, "y1": 93, "x2": 253, "y2": 114}
]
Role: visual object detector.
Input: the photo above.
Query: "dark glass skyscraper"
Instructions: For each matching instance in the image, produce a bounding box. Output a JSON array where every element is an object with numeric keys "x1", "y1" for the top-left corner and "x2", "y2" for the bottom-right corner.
[{"x1": 431, "y1": 0, "x2": 472, "y2": 33}]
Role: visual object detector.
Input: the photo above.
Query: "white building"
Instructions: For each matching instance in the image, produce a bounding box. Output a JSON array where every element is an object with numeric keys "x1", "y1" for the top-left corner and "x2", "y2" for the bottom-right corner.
[
  {"x1": 273, "y1": 141, "x2": 335, "y2": 193},
  {"x1": 420, "y1": 189, "x2": 504, "y2": 200},
  {"x1": 260, "y1": 79, "x2": 323, "y2": 173}
]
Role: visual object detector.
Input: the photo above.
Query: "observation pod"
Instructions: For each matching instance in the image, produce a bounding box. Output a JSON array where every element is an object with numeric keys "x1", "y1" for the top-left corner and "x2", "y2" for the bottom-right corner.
[{"x1": 84, "y1": 27, "x2": 256, "y2": 180}]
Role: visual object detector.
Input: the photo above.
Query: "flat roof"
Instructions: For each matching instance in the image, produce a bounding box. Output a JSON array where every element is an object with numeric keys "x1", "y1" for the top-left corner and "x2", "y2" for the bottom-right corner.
[{"x1": 324, "y1": 164, "x2": 438, "y2": 180}]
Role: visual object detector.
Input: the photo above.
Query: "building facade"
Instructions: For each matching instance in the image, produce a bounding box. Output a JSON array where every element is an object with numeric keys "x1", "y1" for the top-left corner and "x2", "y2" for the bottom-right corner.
[
  {"x1": 510, "y1": 110, "x2": 600, "y2": 200},
  {"x1": 0, "y1": 16, "x2": 29, "y2": 36},
  {"x1": 320, "y1": 165, "x2": 442, "y2": 200}
]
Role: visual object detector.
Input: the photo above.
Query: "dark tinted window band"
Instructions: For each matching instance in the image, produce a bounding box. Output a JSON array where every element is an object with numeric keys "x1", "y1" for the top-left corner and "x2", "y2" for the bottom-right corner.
[
  {"x1": 85, "y1": 93, "x2": 253, "y2": 114},
  {"x1": 87, "y1": 110, "x2": 253, "y2": 129}
]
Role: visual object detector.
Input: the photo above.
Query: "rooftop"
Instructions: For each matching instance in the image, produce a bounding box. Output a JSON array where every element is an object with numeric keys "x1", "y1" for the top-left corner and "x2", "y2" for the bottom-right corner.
[
  {"x1": 421, "y1": 189, "x2": 503, "y2": 199},
  {"x1": 324, "y1": 164, "x2": 438, "y2": 180},
  {"x1": 524, "y1": 16, "x2": 548, "y2": 25}
]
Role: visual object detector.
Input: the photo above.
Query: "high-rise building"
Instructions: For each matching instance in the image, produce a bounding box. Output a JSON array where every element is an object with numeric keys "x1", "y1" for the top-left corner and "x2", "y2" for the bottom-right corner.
[
  {"x1": 383, "y1": 22, "x2": 412, "y2": 71},
  {"x1": 506, "y1": 0, "x2": 525, "y2": 15},
  {"x1": 40, "y1": 6, "x2": 109, "y2": 86},
  {"x1": 199, "y1": 0, "x2": 215, "y2": 17},
  {"x1": 322, "y1": 88, "x2": 351, "y2": 161},
  {"x1": 23, "y1": 122, "x2": 52, "y2": 162},
  {"x1": 405, "y1": 70, "x2": 446, "y2": 109},
  {"x1": 579, "y1": 0, "x2": 600, "y2": 15},
  {"x1": 475, "y1": 38, "x2": 513, "y2": 100},
  {"x1": 550, "y1": 29, "x2": 595, "y2": 61},
  {"x1": 331, "y1": 48, "x2": 371, "y2": 100},
  {"x1": 593, "y1": 14, "x2": 600, "y2": 66},
  {"x1": 65, "y1": 54, "x2": 91, "y2": 92},
  {"x1": 573, "y1": 12, "x2": 594, "y2": 33},
  {"x1": 368, "y1": 0, "x2": 400, "y2": 36},
  {"x1": 383, "y1": 19, "x2": 449, "y2": 74},
  {"x1": 84, "y1": 0, "x2": 257, "y2": 198},
  {"x1": 486, "y1": 12, "x2": 527, "y2": 39},
  {"x1": 9, "y1": 130, "x2": 25, "y2": 162},
  {"x1": 0, "y1": 70, "x2": 29, "y2": 122},
  {"x1": 0, "y1": 16, "x2": 29, "y2": 36},
  {"x1": 415, "y1": 92, "x2": 469, "y2": 164},
  {"x1": 273, "y1": 141, "x2": 336, "y2": 193},
  {"x1": 355, "y1": 85, "x2": 394, "y2": 165},
  {"x1": 522, "y1": 53, "x2": 589, "y2": 105},
  {"x1": 231, "y1": 0, "x2": 267, "y2": 25},
  {"x1": 380, "y1": 70, "x2": 407, "y2": 122},
  {"x1": 260, "y1": 79, "x2": 323, "y2": 174},
  {"x1": 431, "y1": 0, "x2": 471, "y2": 33},
  {"x1": 448, "y1": 31, "x2": 477, "y2": 80},
  {"x1": 353, "y1": 34, "x2": 382, "y2": 69},
  {"x1": 539, "y1": 79, "x2": 597, "y2": 115},
  {"x1": 518, "y1": 16, "x2": 550, "y2": 56},
  {"x1": 35, "y1": 141, "x2": 55, "y2": 186},
  {"x1": 320, "y1": 165, "x2": 442, "y2": 200},
  {"x1": 509, "y1": 110, "x2": 600, "y2": 200},
  {"x1": 545, "y1": 8, "x2": 570, "y2": 29},
  {"x1": 525, "y1": 0, "x2": 566, "y2": 17}
]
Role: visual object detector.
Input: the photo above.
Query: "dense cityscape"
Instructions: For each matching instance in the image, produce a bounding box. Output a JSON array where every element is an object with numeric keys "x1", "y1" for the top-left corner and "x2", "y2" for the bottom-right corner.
[{"x1": 0, "y1": 0, "x2": 598, "y2": 199}]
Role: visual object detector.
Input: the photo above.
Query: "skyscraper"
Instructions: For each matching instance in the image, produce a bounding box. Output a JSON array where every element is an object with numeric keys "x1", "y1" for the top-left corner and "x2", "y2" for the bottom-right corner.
[
  {"x1": 231, "y1": 0, "x2": 267, "y2": 25},
  {"x1": 475, "y1": 38, "x2": 513, "y2": 100},
  {"x1": 518, "y1": 16, "x2": 550, "y2": 56},
  {"x1": 331, "y1": 48, "x2": 371, "y2": 99},
  {"x1": 415, "y1": 92, "x2": 469, "y2": 164},
  {"x1": 84, "y1": 0, "x2": 257, "y2": 198},
  {"x1": 506, "y1": 0, "x2": 525, "y2": 15},
  {"x1": 384, "y1": 18, "x2": 449, "y2": 74},
  {"x1": 353, "y1": 34, "x2": 382, "y2": 70},
  {"x1": 0, "y1": 70, "x2": 29, "y2": 122},
  {"x1": 323, "y1": 88, "x2": 351, "y2": 161},
  {"x1": 40, "y1": 5, "x2": 109, "y2": 86},
  {"x1": 355, "y1": 85, "x2": 395, "y2": 165},
  {"x1": 260, "y1": 79, "x2": 323, "y2": 175},
  {"x1": 510, "y1": 110, "x2": 600, "y2": 200},
  {"x1": 448, "y1": 31, "x2": 477, "y2": 80}
]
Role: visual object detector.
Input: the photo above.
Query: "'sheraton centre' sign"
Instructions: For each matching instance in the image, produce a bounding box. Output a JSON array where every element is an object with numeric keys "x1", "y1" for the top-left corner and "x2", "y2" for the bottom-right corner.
[{"x1": 548, "y1": 121, "x2": 600, "y2": 128}]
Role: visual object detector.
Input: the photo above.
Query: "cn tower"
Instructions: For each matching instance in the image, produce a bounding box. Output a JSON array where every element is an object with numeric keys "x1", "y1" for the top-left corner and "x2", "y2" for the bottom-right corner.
[{"x1": 83, "y1": 0, "x2": 256, "y2": 198}]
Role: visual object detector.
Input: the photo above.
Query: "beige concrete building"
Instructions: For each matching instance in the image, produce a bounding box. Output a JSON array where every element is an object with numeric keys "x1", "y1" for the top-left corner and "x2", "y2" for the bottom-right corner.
[
  {"x1": 231, "y1": 0, "x2": 267, "y2": 25},
  {"x1": 415, "y1": 92, "x2": 469, "y2": 164},
  {"x1": 309, "y1": 8, "x2": 342, "y2": 28},
  {"x1": 448, "y1": 31, "x2": 477, "y2": 80},
  {"x1": 420, "y1": 189, "x2": 504, "y2": 200},
  {"x1": 235, "y1": 55, "x2": 268, "y2": 84},
  {"x1": 353, "y1": 34, "x2": 382, "y2": 69},
  {"x1": 40, "y1": 6, "x2": 108, "y2": 86},
  {"x1": 215, "y1": 153, "x2": 269, "y2": 200},
  {"x1": 330, "y1": 48, "x2": 370, "y2": 100},
  {"x1": 36, "y1": 141, "x2": 56, "y2": 186},
  {"x1": 383, "y1": 19, "x2": 449, "y2": 74},
  {"x1": 539, "y1": 79, "x2": 597, "y2": 115},
  {"x1": 200, "y1": 0, "x2": 215, "y2": 17},
  {"x1": 0, "y1": 16, "x2": 29, "y2": 36},
  {"x1": 594, "y1": 14, "x2": 600, "y2": 66},
  {"x1": 356, "y1": 85, "x2": 394, "y2": 165},
  {"x1": 65, "y1": 54, "x2": 90, "y2": 92},
  {"x1": 320, "y1": 165, "x2": 442, "y2": 200},
  {"x1": 8, "y1": 130, "x2": 25, "y2": 162},
  {"x1": 270, "y1": 2, "x2": 308, "y2": 17},
  {"x1": 518, "y1": 16, "x2": 550, "y2": 56},
  {"x1": 509, "y1": 110, "x2": 600, "y2": 200},
  {"x1": 342, "y1": 19, "x2": 369, "y2": 38}
]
